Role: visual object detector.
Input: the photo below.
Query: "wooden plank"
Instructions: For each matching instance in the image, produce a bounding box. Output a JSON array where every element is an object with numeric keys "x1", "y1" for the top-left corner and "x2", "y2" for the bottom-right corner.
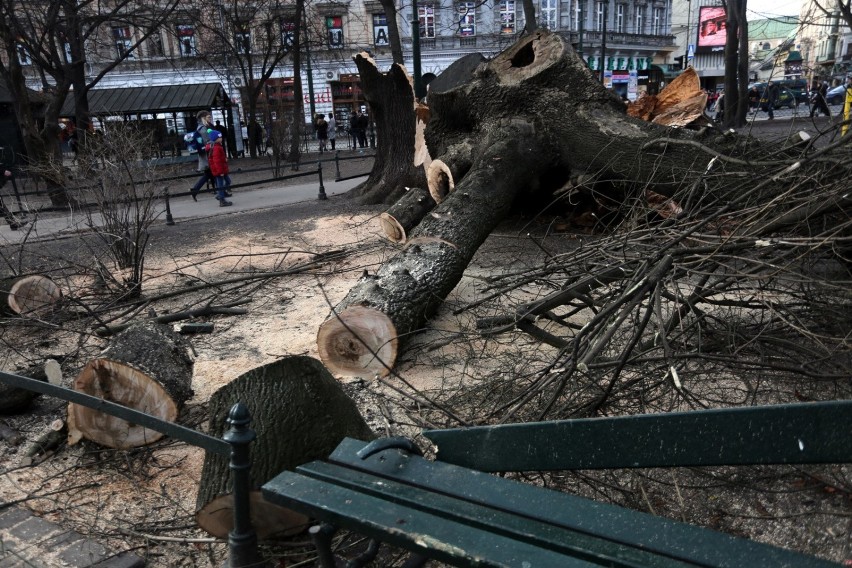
[
  {"x1": 328, "y1": 438, "x2": 836, "y2": 568},
  {"x1": 422, "y1": 402, "x2": 852, "y2": 471},
  {"x1": 262, "y1": 471, "x2": 604, "y2": 568}
]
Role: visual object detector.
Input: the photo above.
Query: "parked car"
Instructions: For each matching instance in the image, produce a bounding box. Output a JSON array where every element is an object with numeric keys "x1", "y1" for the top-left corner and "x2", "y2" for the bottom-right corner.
[
  {"x1": 749, "y1": 82, "x2": 797, "y2": 110},
  {"x1": 825, "y1": 85, "x2": 850, "y2": 105},
  {"x1": 776, "y1": 79, "x2": 809, "y2": 105}
]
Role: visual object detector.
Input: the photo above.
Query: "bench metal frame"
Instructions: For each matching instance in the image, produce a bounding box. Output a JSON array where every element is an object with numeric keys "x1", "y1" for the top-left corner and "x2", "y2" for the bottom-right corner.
[{"x1": 263, "y1": 401, "x2": 851, "y2": 567}]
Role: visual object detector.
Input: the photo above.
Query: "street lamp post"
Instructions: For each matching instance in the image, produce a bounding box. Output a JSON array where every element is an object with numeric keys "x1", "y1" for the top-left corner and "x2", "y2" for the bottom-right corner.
[
  {"x1": 412, "y1": 0, "x2": 425, "y2": 100},
  {"x1": 684, "y1": 0, "x2": 692, "y2": 69},
  {"x1": 578, "y1": 0, "x2": 585, "y2": 61},
  {"x1": 600, "y1": 0, "x2": 608, "y2": 83}
]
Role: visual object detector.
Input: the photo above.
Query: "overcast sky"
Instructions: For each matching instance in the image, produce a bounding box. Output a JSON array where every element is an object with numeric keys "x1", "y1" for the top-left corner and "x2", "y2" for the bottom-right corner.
[{"x1": 746, "y1": 0, "x2": 803, "y2": 20}]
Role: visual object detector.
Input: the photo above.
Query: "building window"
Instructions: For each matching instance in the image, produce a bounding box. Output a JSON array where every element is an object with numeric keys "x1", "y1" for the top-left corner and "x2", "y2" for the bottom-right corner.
[
  {"x1": 326, "y1": 16, "x2": 344, "y2": 49},
  {"x1": 616, "y1": 4, "x2": 625, "y2": 33},
  {"x1": 595, "y1": 2, "x2": 604, "y2": 32},
  {"x1": 419, "y1": 4, "x2": 436, "y2": 39},
  {"x1": 373, "y1": 13, "x2": 390, "y2": 46},
  {"x1": 458, "y1": 2, "x2": 476, "y2": 36},
  {"x1": 148, "y1": 31, "x2": 164, "y2": 57},
  {"x1": 112, "y1": 26, "x2": 133, "y2": 59},
  {"x1": 652, "y1": 6, "x2": 665, "y2": 35},
  {"x1": 236, "y1": 26, "x2": 252, "y2": 54},
  {"x1": 540, "y1": 0, "x2": 557, "y2": 30},
  {"x1": 176, "y1": 24, "x2": 197, "y2": 57},
  {"x1": 635, "y1": 6, "x2": 644, "y2": 34},
  {"x1": 16, "y1": 42, "x2": 31, "y2": 65},
  {"x1": 281, "y1": 18, "x2": 296, "y2": 48},
  {"x1": 500, "y1": 0, "x2": 516, "y2": 34}
]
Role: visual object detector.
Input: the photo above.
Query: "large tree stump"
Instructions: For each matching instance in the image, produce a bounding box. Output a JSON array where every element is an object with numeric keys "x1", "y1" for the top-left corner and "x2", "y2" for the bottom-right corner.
[
  {"x1": 67, "y1": 322, "x2": 193, "y2": 448},
  {"x1": 349, "y1": 52, "x2": 427, "y2": 204},
  {"x1": 195, "y1": 356, "x2": 374, "y2": 540},
  {"x1": 0, "y1": 275, "x2": 62, "y2": 316}
]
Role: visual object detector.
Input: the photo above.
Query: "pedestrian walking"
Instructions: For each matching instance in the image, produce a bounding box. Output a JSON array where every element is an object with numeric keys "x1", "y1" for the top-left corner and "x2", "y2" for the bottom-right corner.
[
  {"x1": 327, "y1": 113, "x2": 337, "y2": 151},
  {"x1": 206, "y1": 130, "x2": 233, "y2": 207},
  {"x1": 315, "y1": 114, "x2": 328, "y2": 153},
  {"x1": 0, "y1": 170, "x2": 27, "y2": 230},
  {"x1": 190, "y1": 110, "x2": 214, "y2": 201},
  {"x1": 213, "y1": 120, "x2": 235, "y2": 159},
  {"x1": 356, "y1": 112, "x2": 368, "y2": 148},
  {"x1": 809, "y1": 80, "x2": 831, "y2": 118},
  {"x1": 762, "y1": 81, "x2": 778, "y2": 120}
]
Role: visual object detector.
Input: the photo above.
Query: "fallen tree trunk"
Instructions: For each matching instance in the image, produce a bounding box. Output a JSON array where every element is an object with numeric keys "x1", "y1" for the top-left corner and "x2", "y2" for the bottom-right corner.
[
  {"x1": 318, "y1": 123, "x2": 556, "y2": 376},
  {"x1": 196, "y1": 356, "x2": 373, "y2": 539},
  {"x1": 379, "y1": 186, "x2": 436, "y2": 243},
  {"x1": 318, "y1": 30, "x2": 750, "y2": 377},
  {"x1": 0, "y1": 275, "x2": 62, "y2": 316},
  {"x1": 67, "y1": 322, "x2": 193, "y2": 448}
]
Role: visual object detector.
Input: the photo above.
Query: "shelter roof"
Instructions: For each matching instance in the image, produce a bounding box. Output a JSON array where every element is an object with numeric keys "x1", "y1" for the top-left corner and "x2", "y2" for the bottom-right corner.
[{"x1": 60, "y1": 83, "x2": 228, "y2": 117}]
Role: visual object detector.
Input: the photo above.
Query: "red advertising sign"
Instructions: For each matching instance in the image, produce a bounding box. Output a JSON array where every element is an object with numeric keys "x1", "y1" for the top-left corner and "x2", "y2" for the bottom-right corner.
[{"x1": 697, "y1": 6, "x2": 726, "y2": 53}]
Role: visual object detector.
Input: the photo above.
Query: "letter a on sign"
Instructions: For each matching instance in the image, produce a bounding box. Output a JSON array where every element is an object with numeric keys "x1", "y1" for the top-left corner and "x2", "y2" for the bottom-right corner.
[{"x1": 375, "y1": 26, "x2": 389, "y2": 46}]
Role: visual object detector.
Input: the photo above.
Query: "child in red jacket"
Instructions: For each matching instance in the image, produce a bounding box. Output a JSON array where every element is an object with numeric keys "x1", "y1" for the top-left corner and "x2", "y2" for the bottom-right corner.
[{"x1": 207, "y1": 130, "x2": 233, "y2": 207}]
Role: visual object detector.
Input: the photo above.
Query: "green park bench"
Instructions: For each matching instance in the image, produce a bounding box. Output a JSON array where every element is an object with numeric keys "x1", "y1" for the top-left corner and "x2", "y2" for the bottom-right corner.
[{"x1": 262, "y1": 401, "x2": 851, "y2": 567}]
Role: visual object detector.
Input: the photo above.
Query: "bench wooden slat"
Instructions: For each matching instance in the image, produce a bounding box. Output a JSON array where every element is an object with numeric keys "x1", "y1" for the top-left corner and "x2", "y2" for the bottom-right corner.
[
  {"x1": 263, "y1": 470, "x2": 606, "y2": 568},
  {"x1": 422, "y1": 401, "x2": 852, "y2": 471},
  {"x1": 325, "y1": 438, "x2": 835, "y2": 568},
  {"x1": 296, "y1": 460, "x2": 691, "y2": 568}
]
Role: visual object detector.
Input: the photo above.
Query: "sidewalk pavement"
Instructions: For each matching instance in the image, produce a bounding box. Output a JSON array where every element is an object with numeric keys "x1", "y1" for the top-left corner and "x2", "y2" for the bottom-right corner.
[
  {"x1": 0, "y1": 505, "x2": 143, "y2": 567},
  {"x1": 0, "y1": 174, "x2": 365, "y2": 245}
]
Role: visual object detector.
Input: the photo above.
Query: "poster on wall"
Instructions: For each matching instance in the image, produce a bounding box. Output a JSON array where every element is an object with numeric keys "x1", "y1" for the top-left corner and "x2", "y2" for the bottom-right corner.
[
  {"x1": 326, "y1": 16, "x2": 344, "y2": 49},
  {"x1": 696, "y1": 6, "x2": 726, "y2": 53}
]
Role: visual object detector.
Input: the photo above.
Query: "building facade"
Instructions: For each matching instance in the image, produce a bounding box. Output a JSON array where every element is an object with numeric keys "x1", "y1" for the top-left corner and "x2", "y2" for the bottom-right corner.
[
  {"x1": 12, "y1": 0, "x2": 677, "y2": 133},
  {"x1": 797, "y1": 0, "x2": 852, "y2": 85}
]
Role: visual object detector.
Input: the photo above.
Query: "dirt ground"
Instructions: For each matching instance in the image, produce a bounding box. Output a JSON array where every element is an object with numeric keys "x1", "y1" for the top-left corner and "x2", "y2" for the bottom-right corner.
[{"x1": 0, "y1": 156, "x2": 850, "y2": 566}]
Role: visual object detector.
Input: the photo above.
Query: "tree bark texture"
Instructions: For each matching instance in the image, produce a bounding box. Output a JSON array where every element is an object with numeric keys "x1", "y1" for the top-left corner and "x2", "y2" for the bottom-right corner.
[
  {"x1": 195, "y1": 355, "x2": 374, "y2": 539},
  {"x1": 319, "y1": 30, "x2": 730, "y2": 377},
  {"x1": 379, "y1": 186, "x2": 436, "y2": 243},
  {"x1": 0, "y1": 360, "x2": 61, "y2": 415},
  {"x1": 349, "y1": 53, "x2": 427, "y2": 204},
  {"x1": 0, "y1": 275, "x2": 63, "y2": 316},
  {"x1": 67, "y1": 322, "x2": 193, "y2": 449}
]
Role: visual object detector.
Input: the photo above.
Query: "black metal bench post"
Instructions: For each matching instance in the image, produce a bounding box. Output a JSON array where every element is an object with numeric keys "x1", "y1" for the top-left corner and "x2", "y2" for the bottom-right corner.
[
  {"x1": 223, "y1": 403, "x2": 263, "y2": 568},
  {"x1": 0, "y1": 371, "x2": 264, "y2": 568},
  {"x1": 317, "y1": 162, "x2": 327, "y2": 200}
]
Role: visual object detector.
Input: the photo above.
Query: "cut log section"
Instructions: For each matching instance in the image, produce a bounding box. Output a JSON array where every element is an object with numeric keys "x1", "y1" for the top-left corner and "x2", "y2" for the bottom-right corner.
[
  {"x1": 67, "y1": 322, "x2": 193, "y2": 449},
  {"x1": 425, "y1": 142, "x2": 474, "y2": 204},
  {"x1": 196, "y1": 356, "x2": 374, "y2": 540},
  {"x1": 0, "y1": 275, "x2": 62, "y2": 316},
  {"x1": 379, "y1": 187, "x2": 436, "y2": 243}
]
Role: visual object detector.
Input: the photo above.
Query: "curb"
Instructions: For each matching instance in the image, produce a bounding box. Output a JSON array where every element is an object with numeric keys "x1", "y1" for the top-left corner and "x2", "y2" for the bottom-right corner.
[{"x1": 0, "y1": 506, "x2": 144, "y2": 568}]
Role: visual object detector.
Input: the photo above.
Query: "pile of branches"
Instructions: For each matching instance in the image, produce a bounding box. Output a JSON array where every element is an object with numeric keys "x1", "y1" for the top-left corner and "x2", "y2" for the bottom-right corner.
[{"x1": 409, "y1": 124, "x2": 851, "y2": 426}]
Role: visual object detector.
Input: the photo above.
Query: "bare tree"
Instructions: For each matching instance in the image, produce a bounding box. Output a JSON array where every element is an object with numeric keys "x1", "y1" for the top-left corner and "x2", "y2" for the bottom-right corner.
[
  {"x1": 182, "y1": 0, "x2": 299, "y2": 159},
  {"x1": 0, "y1": 0, "x2": 180, "y2": 205}
]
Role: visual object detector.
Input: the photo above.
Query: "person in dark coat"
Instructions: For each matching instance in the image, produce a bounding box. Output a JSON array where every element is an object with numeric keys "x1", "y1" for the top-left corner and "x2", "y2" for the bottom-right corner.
[
  {"x1": 0, "y1": 170, "x2": 26, "y2": 230},
  {"x1": 762, "y1": 81, "x2": 778, "y2": 120},
  {"x1": 809, "y1": 80, "x2": 831, "y2": 117},
  {"x1": 315, "y1": 114, "x2": 328, "y2": 153}
]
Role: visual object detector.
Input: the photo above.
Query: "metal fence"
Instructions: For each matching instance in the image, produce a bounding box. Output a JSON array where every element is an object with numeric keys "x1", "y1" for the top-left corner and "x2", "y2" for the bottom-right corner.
[{"x1": 0, "y1": 370, "x2": 263, "y2": 568}]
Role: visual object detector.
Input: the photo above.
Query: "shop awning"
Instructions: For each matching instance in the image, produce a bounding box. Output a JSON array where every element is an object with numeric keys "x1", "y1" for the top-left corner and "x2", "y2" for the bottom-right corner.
[{"x1": 60, "y1": 82, "x2": 229, "y2": 117}]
